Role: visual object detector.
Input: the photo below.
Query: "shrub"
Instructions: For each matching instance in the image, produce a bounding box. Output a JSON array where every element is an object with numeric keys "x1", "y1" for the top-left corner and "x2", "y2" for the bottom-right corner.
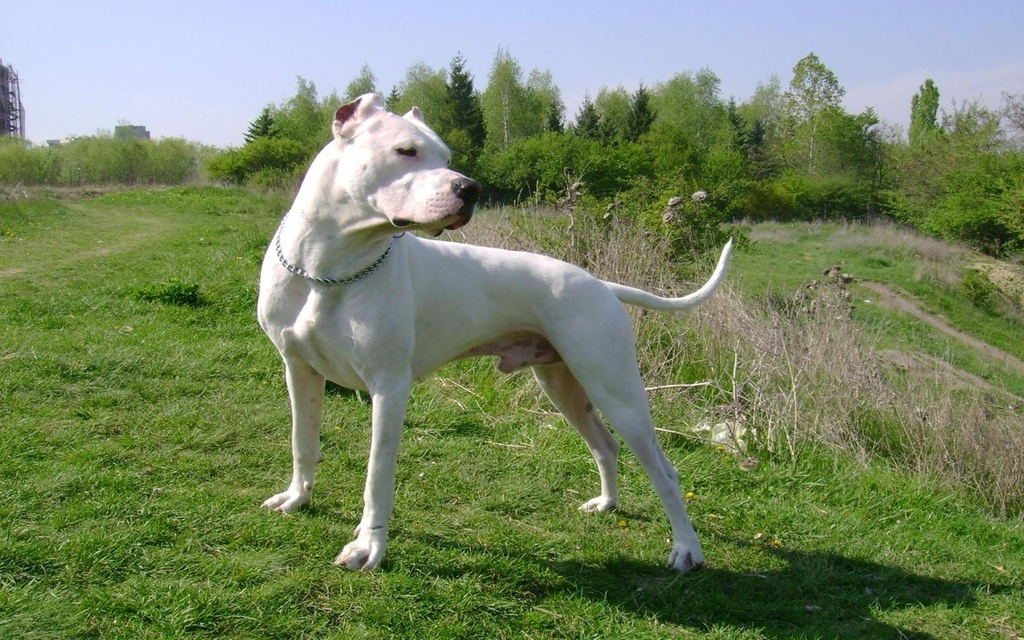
[
  {"x1": 477, "y1": 133, "x2": 651, "y2": 202},
  {"x1": 205, "y1": 137, "x2": 310, "y2": 186},
  {"x1": 958, "y1": 269, "x2": 998, "y2": 312}
]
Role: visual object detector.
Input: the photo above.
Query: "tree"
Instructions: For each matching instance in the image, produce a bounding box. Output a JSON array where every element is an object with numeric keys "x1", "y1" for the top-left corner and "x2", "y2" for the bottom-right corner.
[
  {"x1": 344, "y1": 64, "x2": 378, "y2": 101},
  {"x1": 784, "y1": 53, "x2": 845, "y2": 172},
  {"x1": 909, "y1": 79, "x2": 940, "y2": 146},
  {"x1": 1001, "y1": 92, "x2": 1024, "y2": 143},
  {"x1": 738, "y1": 75, "x2": 785, "y2": 177},
  {"x1": 526, "y1": 69, "x2": 565, "y2": 133},
  {"x1": 270, "y1": 76, "x2": 340, "y2": 155},
  {"x1": 244, "y1": 106, "x2": 276, "y2": 143},
  {"x1": 481, "y1": 48, "x2": 543, "y2": 148},
  {"x1": 741, "y1": 75, "x2": 785, "y2": 133},
  {"x1": 925, "y1": 100, "x2": 1015, "y2": 253},
  {"x1": 645, "y1": 70, "x2": 729, "y2": 175},
  {"x1": 446, "y1": 54, "x2": 486, "y2": 149},
  {"x1": 594, "y1": 86, "x2": 631, "y2": 141},
  {"x1": 444, "y1": 54, "x2": 486, "y2": 173},
  {"x1": 384, "y1": 86, "x2": 402, "y2": 112},
  {"x1": 392, "y1": 61, "x2": 449, "y2": 123},
  {"x1": 624, "y1": 84, "x2": 656, "y2": 142},
  {"x1": 573, "y1": 94, "x2": 601, "y2": 140}
]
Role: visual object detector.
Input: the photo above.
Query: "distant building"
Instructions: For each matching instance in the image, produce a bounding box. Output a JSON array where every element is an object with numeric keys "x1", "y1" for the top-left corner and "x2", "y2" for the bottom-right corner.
[
  {"x1": 1, "y1": 58, "x2": 26, "y2": 139},
  {"x1": 114, "y1": 124, "x2": 151, "y2": 140}
]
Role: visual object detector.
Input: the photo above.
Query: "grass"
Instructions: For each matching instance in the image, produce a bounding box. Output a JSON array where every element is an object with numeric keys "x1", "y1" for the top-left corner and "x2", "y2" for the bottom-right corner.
[
  {"x1": 740, "y1": 221, "x2": 1024, "y2": 373},
  {"x1": 1, "y1": 189, "x2": 1022, "y2": 638}
]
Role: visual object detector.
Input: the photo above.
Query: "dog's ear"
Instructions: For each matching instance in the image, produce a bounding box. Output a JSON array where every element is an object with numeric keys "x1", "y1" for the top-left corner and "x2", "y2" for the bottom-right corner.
[
  {"x1": 404, "y1": 107, "x2": 425, "y2": 124},
  {"x1": 332, "y1": 94, "x2": 384, "y2": 141}
]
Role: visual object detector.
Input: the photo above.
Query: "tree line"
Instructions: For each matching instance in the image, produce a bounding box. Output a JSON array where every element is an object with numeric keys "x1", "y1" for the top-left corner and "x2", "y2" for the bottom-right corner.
[
  {"x1": 1, "y1": 49, "x2": 1021, "y2": 257},
  {"x1": 211, "y1": 49, "x2": 1024, "y2": 258}
]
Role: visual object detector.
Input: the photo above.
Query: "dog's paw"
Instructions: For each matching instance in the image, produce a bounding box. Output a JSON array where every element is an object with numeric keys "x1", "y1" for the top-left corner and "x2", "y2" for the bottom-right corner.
[
  {"x1": 261, "y1": 488, "x2": 310, "y2": 513},
  {"x1": 578, "y1": 495, "x2": 617, "y2": 513},
  {"x1": 334, "y1": 533, "x2": 386, "y2": 570},
  {"x1": 667, "y1": 543, "x2": 704, "y2": 572}
]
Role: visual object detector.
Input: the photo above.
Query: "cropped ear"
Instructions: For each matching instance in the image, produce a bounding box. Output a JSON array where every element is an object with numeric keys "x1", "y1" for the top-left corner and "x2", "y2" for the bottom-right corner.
[
  {"x1": 404, "y1": 106, "x2": 425, "y2": 123},
  {"x1": 332, "y1": 93, "x2": 386, "y2": 140}
]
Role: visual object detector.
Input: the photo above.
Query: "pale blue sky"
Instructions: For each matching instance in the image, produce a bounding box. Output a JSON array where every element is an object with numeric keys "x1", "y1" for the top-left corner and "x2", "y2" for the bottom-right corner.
[{"x1": 6, "y1": 0, "x2": 1024, "y2": 147}]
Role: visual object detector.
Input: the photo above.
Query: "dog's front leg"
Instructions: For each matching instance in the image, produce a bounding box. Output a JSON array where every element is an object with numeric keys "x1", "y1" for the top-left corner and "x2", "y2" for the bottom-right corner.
[
  {"x1": 335, "y1": 374, "x2": 412, "y2": 570},
  {"x1": 263, "y1": 361, "x2": 325, "y2": 513}
]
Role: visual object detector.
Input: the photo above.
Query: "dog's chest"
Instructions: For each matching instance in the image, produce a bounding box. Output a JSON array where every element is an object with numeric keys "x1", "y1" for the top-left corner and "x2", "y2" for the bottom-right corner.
[{"x1": 271, "y1": 301, "x2": 363, "y2": 388}]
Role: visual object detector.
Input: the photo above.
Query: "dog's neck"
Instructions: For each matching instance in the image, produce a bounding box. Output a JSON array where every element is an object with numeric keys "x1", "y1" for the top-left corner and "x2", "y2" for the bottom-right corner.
[{"x1": 276, "y1": 205, "x2": 397, "y2": 286}]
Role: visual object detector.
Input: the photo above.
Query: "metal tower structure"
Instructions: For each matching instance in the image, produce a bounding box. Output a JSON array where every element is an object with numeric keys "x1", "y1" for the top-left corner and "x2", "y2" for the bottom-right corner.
[{"x1": 1, "y1": 59, "x2": 26, "y2": 139}]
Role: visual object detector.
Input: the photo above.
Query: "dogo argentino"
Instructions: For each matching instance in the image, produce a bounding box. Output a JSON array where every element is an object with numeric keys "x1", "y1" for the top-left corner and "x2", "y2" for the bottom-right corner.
[{"x1": 257, "y1": 93, "x2": 732, "y2": 572}]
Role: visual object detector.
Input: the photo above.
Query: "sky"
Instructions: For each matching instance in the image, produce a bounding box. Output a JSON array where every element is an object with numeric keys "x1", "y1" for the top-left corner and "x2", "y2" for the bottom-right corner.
[{"x1": 6, "y1": 0, "x2": 1024, "y2": 148}]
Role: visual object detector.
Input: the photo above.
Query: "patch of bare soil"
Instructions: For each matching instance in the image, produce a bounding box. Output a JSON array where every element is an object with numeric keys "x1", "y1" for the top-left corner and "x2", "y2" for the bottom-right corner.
[
  {"x1": 974, "y1": 260, "x2": 1024, "y2": 307},
  {"x1": 860, "y1": 280, "x2": 1024, "y2": 399},
  {"x1": 0, "y1": 185, "x2": 122, "y2": 202}
]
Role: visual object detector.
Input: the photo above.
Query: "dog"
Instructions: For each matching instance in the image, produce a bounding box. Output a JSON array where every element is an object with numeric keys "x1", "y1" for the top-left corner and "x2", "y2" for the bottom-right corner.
[{"x1": 257, "y1": 93, "x2": 732, "y2": 572}]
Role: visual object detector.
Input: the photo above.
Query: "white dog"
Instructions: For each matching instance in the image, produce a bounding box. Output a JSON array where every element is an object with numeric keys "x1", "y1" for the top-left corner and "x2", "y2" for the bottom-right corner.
[{"x1": 257, "y1": 94, "x2": 732, "y2": 572}]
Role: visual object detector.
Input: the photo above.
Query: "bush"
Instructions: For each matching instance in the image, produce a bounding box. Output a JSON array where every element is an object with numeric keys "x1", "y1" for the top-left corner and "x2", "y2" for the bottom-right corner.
[
  {"x1": 0, "y1": 136, "x2": 204, "y2": 187},
  {"x1": 205, "y1": 137, "x2": 310, "y2": 186},
  {"x1": 0, "y1": 138, "x2": 55, "y2": 184},
  {"x1": 477, "y1": 133, "x2": 651, "y2": 202},
  {"x1": 958, "y1": 269, "x2": 998, "y2": 312},
  {"x1": 773, "y1": 172, "x2": 873, "y2": 220}
]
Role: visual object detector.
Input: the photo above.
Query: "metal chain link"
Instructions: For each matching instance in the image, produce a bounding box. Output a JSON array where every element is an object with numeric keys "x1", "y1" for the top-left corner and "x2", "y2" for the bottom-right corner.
[{"x1": 274, "y1": 221, "x2": 398, "y2": 286}]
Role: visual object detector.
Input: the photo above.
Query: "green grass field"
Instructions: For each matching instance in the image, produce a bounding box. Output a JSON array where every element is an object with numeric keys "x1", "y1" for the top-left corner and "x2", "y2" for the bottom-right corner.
[{"x1": 1, "y1": 188, "x2": 1021, "y2": 639}]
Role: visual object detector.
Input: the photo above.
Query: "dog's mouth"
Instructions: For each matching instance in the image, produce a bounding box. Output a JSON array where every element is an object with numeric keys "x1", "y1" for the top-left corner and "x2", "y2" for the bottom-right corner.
[
  {"x1": 392, "y1": 212, "x2": 471, "y2": 236},
  {"x1": 427, "y1": 217, "x2": 468, "y2": 237}
]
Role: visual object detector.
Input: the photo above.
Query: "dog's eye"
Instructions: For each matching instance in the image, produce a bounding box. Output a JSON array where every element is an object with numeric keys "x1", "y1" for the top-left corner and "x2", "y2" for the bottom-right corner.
[{"x1": 396, "y1": 147, "x2": 417, "y2": 158}]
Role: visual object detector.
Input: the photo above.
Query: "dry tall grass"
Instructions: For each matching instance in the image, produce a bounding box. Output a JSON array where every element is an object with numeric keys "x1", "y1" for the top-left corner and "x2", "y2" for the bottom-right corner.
[{"x1": 457, "y1": 206, "x2": 1024, "y2": 514}]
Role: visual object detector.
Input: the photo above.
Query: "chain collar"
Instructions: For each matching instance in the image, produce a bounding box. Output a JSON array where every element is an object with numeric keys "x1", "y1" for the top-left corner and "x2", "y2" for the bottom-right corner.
[{"x1": 274, "y1": 221, "x2": 399, "y2": 286}]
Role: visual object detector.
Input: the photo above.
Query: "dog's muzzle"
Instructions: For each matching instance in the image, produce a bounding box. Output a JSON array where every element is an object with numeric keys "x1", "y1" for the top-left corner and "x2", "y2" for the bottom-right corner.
[
  {"x1": 450, "y1": 177, "x2": 482, "y2": 225},
  {"x1": 393, "y1": 177, "x2": 482, "y2": 233}
]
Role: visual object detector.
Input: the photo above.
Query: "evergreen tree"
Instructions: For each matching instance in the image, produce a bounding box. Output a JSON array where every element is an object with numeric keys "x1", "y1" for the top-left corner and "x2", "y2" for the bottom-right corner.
[
  {"x1": 909, "y1": 79, "x2": 941, "y2": 146},
  {"x1": 573, "y1": 95, "x2": 601, "y2": 140},
  {"x1": 624, "y1": 84, "x2": 656, "y2": 141},
  {"x1": 547, "y1": 104, "x2": 565, "y2": 133},
  {"x1": 446, "y1": 54, "x2": 486, "y2": 151},
  {"x1": 744, "y1": 118, "x2": 773, "y2": 179},
  {"x1": 244, "y1": 106, "x2": 276, "y2": 143},
  {"x1": 384, "y1": 86, "x2": 402, "y2": 112}
]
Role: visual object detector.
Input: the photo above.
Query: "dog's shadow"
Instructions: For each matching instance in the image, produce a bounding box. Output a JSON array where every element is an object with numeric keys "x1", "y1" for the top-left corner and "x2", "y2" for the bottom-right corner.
[{"x1": 401, "y1": 531, "x2": 1005, "y2": 639}]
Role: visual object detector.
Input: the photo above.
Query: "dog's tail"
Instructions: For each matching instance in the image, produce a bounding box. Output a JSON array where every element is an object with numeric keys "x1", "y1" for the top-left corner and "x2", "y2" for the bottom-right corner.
[{"x1": 605, "y1": 238, "x2": 733, "y2": 311}]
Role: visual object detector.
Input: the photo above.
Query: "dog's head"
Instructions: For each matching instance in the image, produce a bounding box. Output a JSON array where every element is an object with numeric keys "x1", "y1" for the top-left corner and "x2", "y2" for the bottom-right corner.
[{"x1": 328, "y1": 94, "x2": 481, "y2": 236}]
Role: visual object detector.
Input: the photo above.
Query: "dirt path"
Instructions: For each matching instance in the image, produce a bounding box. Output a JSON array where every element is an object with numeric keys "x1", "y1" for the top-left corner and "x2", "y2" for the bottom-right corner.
[
  {"x1": 0, "y1": 203, "x2": 177, "y2": 278},
  {"x1": 860, "y1": 280, "x2": 1024, "y2": 375}
]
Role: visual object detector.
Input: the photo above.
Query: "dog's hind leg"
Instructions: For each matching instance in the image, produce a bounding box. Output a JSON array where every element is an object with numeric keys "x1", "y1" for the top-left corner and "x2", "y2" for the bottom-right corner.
[
  {"x1": 533, "y1": 363, "x2": 620, "y2": 513},
  {"x1": 586, "y1": 379, "x2": 703, "y2": 572},
  {"x1": 263, "y1": 361, "x2": 325, "y2": 513},
  {"x1": 553, "y1": 324, "x2": 703, "y2": 572}
]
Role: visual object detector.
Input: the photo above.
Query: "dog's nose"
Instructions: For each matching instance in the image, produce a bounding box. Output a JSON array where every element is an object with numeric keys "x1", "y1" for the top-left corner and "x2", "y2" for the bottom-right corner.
[{"x1": 451, "y1": 177, "x2": 482, "y2": 206}]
